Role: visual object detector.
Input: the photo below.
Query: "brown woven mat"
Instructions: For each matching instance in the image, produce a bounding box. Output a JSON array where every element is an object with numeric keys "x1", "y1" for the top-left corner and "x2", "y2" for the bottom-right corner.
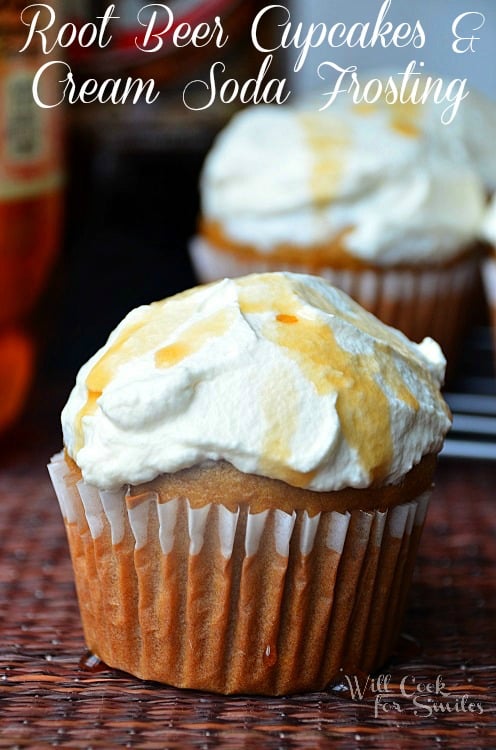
[{"x1": 0, "y1": 441, "x2": 495, "y2": 749}]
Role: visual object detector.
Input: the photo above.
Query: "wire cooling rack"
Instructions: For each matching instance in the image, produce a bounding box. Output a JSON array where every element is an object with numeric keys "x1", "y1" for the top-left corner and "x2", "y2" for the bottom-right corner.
[{"x1": 442, "y1": 326, "x2": 496, "y2": 460}]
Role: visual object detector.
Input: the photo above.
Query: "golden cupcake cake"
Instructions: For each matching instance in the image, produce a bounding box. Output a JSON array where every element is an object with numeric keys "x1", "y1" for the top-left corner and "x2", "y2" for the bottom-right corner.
[
  {"x1": 49, "y1": 272, "x2": 451, "y2": 695},
  {"x1": 190, "y1": 95, "x2": 490, "y2": 361}
]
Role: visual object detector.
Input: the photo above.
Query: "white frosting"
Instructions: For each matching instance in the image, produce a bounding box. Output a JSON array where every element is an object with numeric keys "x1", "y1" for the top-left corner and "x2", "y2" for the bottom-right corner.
[
  {"x1": 418, "y1": 87, "x2": 496, "y2": 193},
  {"x1": 62, "y1": 273, "x2": 451, "y2": 492},
  {"x1": 200, "y1": 104, "x2": 486, "y2": 265},
  {"x1": 344, "y1": 72, "x2": 496, "y2": 192}
]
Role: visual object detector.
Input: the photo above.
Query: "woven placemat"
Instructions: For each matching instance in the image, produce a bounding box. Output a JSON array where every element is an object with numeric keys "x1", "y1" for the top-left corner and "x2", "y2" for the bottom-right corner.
[{"x1": 0, "y1": 446, "x2": 495, "y2": 749}]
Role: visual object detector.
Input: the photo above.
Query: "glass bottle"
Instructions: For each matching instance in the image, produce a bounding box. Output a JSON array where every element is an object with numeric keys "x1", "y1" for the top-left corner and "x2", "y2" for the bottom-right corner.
[{"x1": 0, "y1": 0, "x2": 64, "y2": 431}]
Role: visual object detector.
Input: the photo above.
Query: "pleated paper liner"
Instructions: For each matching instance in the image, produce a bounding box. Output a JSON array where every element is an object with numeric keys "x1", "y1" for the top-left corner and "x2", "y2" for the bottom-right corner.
[
  {"x1": 48, "y1": 452, "x2": 430, "y2": 696},
  {"x1": 189, "y1": 236, "x2": 479, "y2": 367}
]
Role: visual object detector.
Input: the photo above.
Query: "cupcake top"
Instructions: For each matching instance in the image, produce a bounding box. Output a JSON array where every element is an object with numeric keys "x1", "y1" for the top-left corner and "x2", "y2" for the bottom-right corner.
[
  {"x1": 62, "y1": 272, "x2": 451, "y2": 492},
  {"x1": 200, "y1": 103, "x2": 486, "y2": 266}
]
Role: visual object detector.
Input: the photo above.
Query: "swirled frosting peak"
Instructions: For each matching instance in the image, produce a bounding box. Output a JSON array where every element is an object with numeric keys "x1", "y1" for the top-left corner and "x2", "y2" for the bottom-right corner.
[{"x1": 62, "y1": 273, "x2": 451, "y2": 491}]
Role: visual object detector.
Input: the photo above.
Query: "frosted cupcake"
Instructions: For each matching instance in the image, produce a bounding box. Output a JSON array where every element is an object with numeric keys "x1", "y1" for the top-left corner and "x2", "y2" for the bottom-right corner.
[
  {"x1": 49, "y1": 272, "x2": 451, "y2": 695},
  {"x1": 190, "y1": 102, "x2": 486, "y2": 360}
]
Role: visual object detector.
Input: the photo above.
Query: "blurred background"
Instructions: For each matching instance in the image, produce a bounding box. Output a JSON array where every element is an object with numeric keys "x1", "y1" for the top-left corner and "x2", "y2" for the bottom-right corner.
[
  {"x1": 289, "y1": 0, "x2": 496, "y2": 98},
  {"x1": 0, "y1": 0, "x2": 495, "y2": 449}
]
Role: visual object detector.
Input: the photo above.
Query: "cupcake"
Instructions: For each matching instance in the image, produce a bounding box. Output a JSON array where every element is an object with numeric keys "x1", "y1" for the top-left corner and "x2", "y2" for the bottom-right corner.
[
  {"x1": 190, "y1": 100, "x2": 487, "y2": 361},
  {"x1": 48, "y1": 272, "x2": 451, "y2": 695}
]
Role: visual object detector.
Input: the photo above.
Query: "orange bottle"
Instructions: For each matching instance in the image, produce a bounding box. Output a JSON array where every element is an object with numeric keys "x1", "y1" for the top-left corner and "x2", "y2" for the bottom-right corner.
[{"x1": 0, "y1": 1, "x2": 64, "y2": 431}]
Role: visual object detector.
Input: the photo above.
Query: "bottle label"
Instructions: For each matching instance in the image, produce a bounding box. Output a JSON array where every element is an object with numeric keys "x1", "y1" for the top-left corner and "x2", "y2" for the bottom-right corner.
[
  {"x1": 68, "y1": 0, "x2": 248, "y2": 86},
  {"x1": 0, "y1": 57, "x2": 63, "y2": 200}
]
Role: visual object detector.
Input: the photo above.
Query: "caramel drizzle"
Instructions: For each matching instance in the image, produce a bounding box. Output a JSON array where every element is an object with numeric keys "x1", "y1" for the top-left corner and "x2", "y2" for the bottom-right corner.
[
  {"x1": 74, "y1": 286, "x2": 228, "y2": 453},
  {"x1": 75, "y1": 274, "x2": 428, "y2": 489},
  {"x1": 237, "y1": 274, "x2": 422, "y2": 486},
  {"x1": 353, "y1": 98, "x2": 422, "y2": 138},
  {"x1": 298, "y1": 112, "x2": 349, "y2": 206}
]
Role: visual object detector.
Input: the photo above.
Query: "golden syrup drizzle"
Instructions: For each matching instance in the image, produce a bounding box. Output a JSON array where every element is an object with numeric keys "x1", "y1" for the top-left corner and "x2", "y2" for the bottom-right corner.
[
  {"x1": 73, "y1": 274, "x2": 432, "y2": 488},
  {"x1": 382, "y1": 94, "x2": 422, "y2": 138},
  {"x1": 260, "y1": 362, "x2": 298, "y2": 467},
  {"x1": 237, "y1": 274, "x2": 423, "y2": 486},
  {"x1": 352, "y1": 95, "x2": 421, "y2": 138},
  {"x1": 75, "y1": 317, "x2": 150, "y2": 452},
  {"x1": 285, "y1": 279, "x2": 420, "y2": 367},
  {"x1": 155, "y1": 309, "x2": 232, "y2": 368},
  {"x1": 237, "y1": 274, "x2": 298, "y2": 315},
  {"x1": 274, "y1": 312, "x2": 393, "y2": 484},
  {"x1": 389, "y1": 104, "x2": 421, "y2": 138},
  {"x1": 298, "y1": 113, "x2": 349, "y2": 206},
  {"x1": 74, "y1": 285, "x2": 226, "y2": 453},
  {"x1": 353, "y1": 102, "x2": 377, "y2": 116},
  {"x1": 154, "y1": 341, "x2": 189, "y2": 368},
  {"x1": 258, "y1": 360, "x2": 319, "y2": 488},
  {"x1": 276, "y1": 314, "x2": 298, "y2": 324}
]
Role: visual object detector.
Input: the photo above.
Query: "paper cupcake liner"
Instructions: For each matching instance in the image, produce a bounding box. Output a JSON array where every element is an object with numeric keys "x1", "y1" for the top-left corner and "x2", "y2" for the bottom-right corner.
[
  {"x1": 49, "y1": 453, "x2": 430, "y2": 696},
  {"x1": 482, "y1": 257, "x2": 496, "y2": 360},
  {"x1": 190, "y1": 236, "x2": 479, "y2": 362}
]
